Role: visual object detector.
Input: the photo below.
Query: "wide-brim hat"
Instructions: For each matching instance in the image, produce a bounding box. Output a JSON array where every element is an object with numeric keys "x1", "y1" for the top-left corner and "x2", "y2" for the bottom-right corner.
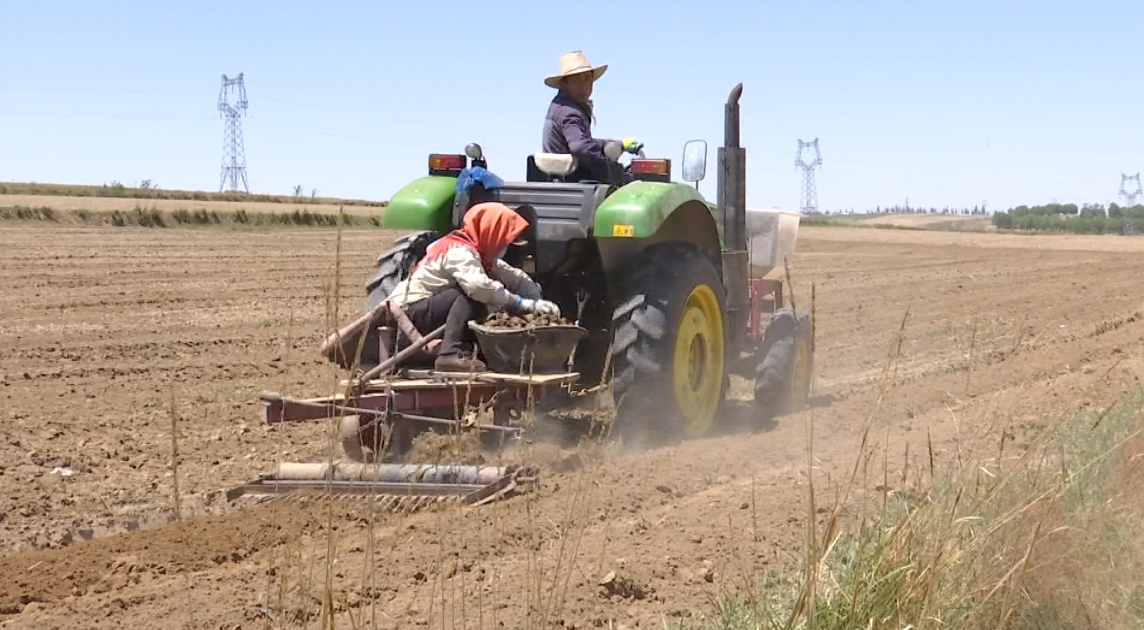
[{"x1": 545, "y1": 51, "x2": 608, "y2": 89}]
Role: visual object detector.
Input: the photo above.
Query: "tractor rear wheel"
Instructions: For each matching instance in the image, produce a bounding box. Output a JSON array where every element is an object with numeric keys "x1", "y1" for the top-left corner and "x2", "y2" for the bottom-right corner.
[
  {"x1": 350, "y1": 230, "x2": 439, "y2": 372},
  {"x1": 753, "y1": 308, "x2": 814, "y2": 422},
  {"x1": 609, "y1": 241, "x2": 728, "y2": 448},
  {"x1": 364, "y1": 230, "x2": 439, "y2": 309}
]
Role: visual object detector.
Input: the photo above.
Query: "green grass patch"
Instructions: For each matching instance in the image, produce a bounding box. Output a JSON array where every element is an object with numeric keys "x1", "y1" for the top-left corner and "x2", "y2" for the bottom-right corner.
[
  {"x1": 688, "y1": 387, "x2": 1144, "y2": 630},
  {"x1": 0, "y1": 204, "x2": 383, "y2": 229}
]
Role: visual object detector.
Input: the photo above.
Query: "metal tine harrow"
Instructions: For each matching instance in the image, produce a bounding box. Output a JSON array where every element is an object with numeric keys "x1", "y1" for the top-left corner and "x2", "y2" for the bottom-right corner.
[{"x1": 227, "y1": 461, "x2": 540, "y2": 514}]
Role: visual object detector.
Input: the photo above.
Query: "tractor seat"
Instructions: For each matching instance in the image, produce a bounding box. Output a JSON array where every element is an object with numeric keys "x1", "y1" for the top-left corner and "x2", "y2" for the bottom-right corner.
[{"x1": 531, "y1": 153, "x2": 579, "y2": 178}]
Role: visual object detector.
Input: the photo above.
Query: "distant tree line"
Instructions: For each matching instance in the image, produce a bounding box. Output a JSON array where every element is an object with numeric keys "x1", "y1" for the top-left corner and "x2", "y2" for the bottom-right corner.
[
  {"x1": 992, "y1": 203, "x2": 1144, "y2": 234},
  {"x1": 815, "y1": 205, "x2": 991, "y2": 216}
]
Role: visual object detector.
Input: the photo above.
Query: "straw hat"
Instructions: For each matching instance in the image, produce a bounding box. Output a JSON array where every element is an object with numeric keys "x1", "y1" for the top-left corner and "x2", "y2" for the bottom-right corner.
[{"x1": 544, "y1": 51, "x2": 608, "y2": 89}]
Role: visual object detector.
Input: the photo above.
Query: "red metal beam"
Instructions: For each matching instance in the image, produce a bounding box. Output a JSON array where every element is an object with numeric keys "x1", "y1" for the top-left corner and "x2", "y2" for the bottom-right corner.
[{"x1": 747, "y1": 278, "x2": 780, "y2": 342}]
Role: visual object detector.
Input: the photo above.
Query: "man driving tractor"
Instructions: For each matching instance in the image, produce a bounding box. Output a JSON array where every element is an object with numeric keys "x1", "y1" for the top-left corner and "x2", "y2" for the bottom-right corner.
[
  {"x1": 541, "y1": 50, "x2": 644, "y2": 183},
  {"x1": 385, "y1": 202, "x2": 561, "y2": 373}
]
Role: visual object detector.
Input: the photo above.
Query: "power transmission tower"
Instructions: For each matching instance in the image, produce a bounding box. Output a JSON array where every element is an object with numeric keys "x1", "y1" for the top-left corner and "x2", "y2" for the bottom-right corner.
[
  {"x1": 795, "y1": 138, "x2": 822, "y2": 214},
  {"x1": 218, "y1": 73, "x2": 249, "y2": 193},
  {"x1": 1119, "y1": 173, "x2": 1142, "y2": 207}
]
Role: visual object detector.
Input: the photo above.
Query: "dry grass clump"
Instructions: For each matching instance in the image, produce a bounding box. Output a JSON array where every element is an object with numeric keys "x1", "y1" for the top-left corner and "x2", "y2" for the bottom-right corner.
[{"x1": 694, "y1": 386, "x2": 1144, "y2": 630}]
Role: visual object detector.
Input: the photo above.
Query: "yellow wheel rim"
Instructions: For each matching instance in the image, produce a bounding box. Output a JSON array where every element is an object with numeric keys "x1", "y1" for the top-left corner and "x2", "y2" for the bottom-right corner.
[{"x1": 671, "y1": 284, "x2": 725, "y2": 438}]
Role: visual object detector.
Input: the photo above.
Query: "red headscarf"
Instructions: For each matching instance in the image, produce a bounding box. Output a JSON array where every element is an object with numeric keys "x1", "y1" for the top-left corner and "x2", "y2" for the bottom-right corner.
[{"x1": 419, "y1": 202, "x2": 528, "y2": 272}]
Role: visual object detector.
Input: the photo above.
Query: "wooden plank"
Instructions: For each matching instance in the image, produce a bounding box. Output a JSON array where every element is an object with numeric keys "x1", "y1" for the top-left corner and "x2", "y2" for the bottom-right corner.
[
  {"x1": 405, "y1": 370, "x2": 579, "y2": 386},
  {"x1": 481, "y1": 372, "x2": 577, "y2": 385}
]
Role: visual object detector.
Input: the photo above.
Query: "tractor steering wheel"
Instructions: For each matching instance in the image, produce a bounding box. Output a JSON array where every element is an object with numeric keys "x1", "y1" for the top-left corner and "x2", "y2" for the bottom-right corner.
[{"x1": 603, "y1": 140, "x2": 645, "y2": 185}]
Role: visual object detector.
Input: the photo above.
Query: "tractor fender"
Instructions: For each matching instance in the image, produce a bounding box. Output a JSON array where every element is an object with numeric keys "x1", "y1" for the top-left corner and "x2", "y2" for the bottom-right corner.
[
  {"x1": 593, "y1": 180, "x2": 715, "y2": 241},
  {"x1": 593, "y1": 181, "x2": 722, "y2": 282},
  {"x1": 380, "y1": 175, "x2": 457, "y2": 234}
]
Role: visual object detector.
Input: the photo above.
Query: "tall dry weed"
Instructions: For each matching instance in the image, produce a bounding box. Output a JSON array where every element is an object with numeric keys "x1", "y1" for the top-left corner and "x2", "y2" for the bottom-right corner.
[{"x1": 695, "y1": 353, "x2": 1144, "y2": 630}]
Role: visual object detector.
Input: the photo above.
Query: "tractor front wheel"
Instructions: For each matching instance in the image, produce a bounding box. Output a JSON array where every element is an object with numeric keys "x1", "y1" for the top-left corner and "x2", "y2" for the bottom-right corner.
[{"x1": 609, "y1": 241, "x2": 728, "y2": 448}]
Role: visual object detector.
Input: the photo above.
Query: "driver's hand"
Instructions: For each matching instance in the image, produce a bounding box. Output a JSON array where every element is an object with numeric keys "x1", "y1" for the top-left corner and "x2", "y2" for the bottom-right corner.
[{"x1": 622, "y1": 138, "x2": 644, "y2": 154}]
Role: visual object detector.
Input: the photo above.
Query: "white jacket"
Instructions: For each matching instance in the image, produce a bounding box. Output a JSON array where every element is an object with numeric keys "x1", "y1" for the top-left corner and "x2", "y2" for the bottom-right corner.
[{"x1": 385, "y1": 245, "x2": 541, "y2": 309}]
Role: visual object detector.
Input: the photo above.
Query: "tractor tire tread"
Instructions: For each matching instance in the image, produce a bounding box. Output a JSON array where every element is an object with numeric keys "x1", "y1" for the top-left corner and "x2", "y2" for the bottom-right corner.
[
  {"x1": 365, "y1": 230, "x2": 439, "y2": 308},
  {"x1": 754, "y1": 307, "x2": 813, "y2": 419},
  {"x1": 609, "y1": 240, "x2": 727, "y2": 446}
]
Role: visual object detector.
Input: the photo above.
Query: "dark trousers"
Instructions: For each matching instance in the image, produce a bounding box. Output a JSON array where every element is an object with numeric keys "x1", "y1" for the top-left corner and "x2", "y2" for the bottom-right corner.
[{"x1": 402, "y1": 288, "x2": 487, "y2": 357}]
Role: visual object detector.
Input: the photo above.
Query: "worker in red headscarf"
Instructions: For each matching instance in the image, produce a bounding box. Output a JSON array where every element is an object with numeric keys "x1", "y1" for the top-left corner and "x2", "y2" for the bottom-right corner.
[{"x1": 385, "y1": 202, "x2": 560, "y2": 372}]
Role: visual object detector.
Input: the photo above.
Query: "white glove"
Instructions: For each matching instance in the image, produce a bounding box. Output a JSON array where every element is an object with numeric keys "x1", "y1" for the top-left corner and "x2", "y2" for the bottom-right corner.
[
  {"x1": 509, "y1": 295, "x2": 537, "y2": 315},
  {"x1": 508, "y1": 296, "x2": 560, "y2": 317},
  {"x1": 534, "y1": 299, "x2": 561, "y2": 317}
]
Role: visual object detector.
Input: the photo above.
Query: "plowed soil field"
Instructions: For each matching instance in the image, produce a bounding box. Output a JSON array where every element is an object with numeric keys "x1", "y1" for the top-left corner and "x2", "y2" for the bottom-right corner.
[{"x1": 2, "y1": 224, "x2": 1143, "y2": 629}]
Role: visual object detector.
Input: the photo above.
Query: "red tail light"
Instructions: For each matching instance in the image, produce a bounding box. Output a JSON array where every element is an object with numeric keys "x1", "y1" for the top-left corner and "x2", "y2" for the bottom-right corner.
[
  {"x1": 630, "y1": 159, "x2": 671, "y2": 176},
  {"x1": 429, "y1": 154, "x2": 466, "y2": 174}
]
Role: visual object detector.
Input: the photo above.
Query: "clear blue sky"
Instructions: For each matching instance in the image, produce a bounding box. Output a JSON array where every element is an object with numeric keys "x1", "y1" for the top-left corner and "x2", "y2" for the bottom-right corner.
[{"x1": 2, "y1": 0, "x2": 1141, "y2": 212}]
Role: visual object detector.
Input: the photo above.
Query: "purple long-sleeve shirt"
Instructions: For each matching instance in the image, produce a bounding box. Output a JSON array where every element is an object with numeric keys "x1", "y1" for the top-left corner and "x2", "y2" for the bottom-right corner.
[{"x1": 541, "y1": 91, "x2": 615, "y2": 182}]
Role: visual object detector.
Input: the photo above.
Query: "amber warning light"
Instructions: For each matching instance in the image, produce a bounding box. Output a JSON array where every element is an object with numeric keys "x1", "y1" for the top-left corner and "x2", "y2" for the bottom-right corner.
[{"x1": 429, "y1": 153, "x2": 467, "y2": 174}]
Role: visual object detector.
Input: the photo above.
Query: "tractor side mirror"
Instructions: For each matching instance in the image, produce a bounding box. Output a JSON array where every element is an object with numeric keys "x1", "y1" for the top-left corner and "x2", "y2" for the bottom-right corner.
[
  {"x1": 682, "y1": 140, "x2": 707, "y2": 184},
  {"x1": 603, "y1": 141, "x2": 624, "y2": 161}
]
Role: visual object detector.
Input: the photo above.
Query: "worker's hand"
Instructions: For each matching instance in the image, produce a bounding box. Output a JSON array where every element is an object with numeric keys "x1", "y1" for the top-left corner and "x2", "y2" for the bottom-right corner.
[
  {"x1": 508, "y1": 295, "x2": 537, "y2": 315},
  {"x1": 534, "y1": 300, "x2": 561, "y2": 317},
  {"x1": 622, "y1": 138, "x2": 644, "y2": 155}
]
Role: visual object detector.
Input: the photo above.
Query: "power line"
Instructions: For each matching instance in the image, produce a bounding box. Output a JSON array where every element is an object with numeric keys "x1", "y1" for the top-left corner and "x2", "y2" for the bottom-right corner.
[
  {"x1": 0, "y1": 86, "x2": 215, "y2": 97},
  {"x1": 795, "y1": 138, "x2": 822, "y2": 214},
  {"x1": 218, "y1": 73, "x2": 249, "y2": 194},
  {"x1": 0, "y1": 111, "x2": 215, "y2": 122}
]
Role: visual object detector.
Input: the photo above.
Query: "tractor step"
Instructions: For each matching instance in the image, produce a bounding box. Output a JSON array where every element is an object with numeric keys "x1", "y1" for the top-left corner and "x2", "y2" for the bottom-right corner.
[{"x1": 226, "y1": 462, "x2": 537, "y2": 512}]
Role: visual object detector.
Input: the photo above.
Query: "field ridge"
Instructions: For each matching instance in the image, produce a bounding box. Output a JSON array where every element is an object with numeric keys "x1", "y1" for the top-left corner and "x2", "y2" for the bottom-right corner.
[{"x1": 0, "y1": 181, "x2": 386, "y2": 207}]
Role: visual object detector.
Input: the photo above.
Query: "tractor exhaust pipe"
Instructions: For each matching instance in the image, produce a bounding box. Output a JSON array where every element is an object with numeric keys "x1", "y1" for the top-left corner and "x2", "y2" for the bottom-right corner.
[
  {"x1": 718, "y1": 83, "x2": 749, "y2": 353},
  {"x1": 720, "y1": 83, "x2": 746, "y2": 251}
]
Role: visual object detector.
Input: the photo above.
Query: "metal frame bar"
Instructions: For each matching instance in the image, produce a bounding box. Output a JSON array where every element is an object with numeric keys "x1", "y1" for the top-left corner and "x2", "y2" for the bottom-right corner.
[
  {"x1": 229, "y1": 479, "x2": 488, "y2": 498},
  {"x1": 747, "y1": 278, "x2": 781, "y2": 342},
  {"x1": 260, "y1": 383, "x2": 546, "y2": 425},
  {"x1": 226, "y1": 467, "x2": 537, "y2": 505}
]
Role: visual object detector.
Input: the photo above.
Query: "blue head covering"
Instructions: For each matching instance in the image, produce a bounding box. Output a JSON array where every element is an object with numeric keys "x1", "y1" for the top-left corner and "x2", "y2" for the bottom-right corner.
[{"x1": 456, "y1": 166, "x2": 505, "y2": 195}]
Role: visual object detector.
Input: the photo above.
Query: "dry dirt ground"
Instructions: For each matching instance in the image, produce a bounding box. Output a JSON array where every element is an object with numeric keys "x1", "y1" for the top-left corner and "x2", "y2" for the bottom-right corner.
[
  {"x1": 0, "y1": 193, "x2": 379, "y2": 217},
  {"x1": 2, "y1": 224, "x2": 1144, "y2": 628}
]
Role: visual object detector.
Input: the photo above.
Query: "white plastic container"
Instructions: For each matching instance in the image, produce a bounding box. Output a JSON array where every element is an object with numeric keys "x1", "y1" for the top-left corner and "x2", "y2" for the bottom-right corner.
[{"x1": 744, "y1": 208, "x2": 802, "y2": 280}]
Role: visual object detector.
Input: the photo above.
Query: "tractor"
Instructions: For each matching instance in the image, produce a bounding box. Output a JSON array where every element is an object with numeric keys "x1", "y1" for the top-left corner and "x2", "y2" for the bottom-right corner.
[
  {"x1": 337, "y1": 82, "x2": 813, "y2": 451},
  {"x1": 235, "y1": 83, "x2": 812, "y2": 504}
]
